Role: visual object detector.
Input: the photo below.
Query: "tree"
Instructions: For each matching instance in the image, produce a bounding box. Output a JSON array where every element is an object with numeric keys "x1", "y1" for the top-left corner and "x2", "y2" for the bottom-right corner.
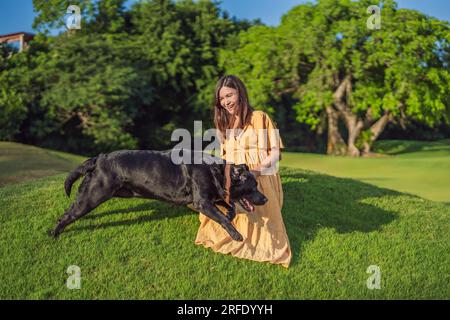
[
  {"x1": 33, "y1": 0, "x2": 93, "y2": 33},
  {"x1": 11, "y1": 0, "x2": 255, "y2": 153},
  {"x1": 0, "y1": 45, "x2": 28, "y2": 140},
  {"x1": 32, "y1": 0, "x2": 128, "y2": 34},
  {"x1": 220, "y1": 0, "x2": 450, "y2": 156},
  {"x1": 0, "y1": 35, "x2": 50, "y2": 141},
  {"x1": 129, "y1": 0, "x2": 253, "y2": 148},
  {"x1": 28, "y1": 33, "x2": 152, "y2": 152}
]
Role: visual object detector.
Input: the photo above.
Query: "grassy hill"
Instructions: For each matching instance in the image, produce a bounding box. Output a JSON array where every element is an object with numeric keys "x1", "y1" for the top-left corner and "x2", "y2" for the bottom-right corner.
[
  {"x1": 0, "y1": 141, "x2": 86, "y2": 187},
  {"x1": 0, "y1": 141, "x2": 448, "y2": 299}
]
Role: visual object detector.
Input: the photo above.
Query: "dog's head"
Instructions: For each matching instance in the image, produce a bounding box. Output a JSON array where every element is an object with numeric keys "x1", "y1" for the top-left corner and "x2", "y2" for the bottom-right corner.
[{"x1": 229, "y1": 164, "x2": 268, "y2": 212}]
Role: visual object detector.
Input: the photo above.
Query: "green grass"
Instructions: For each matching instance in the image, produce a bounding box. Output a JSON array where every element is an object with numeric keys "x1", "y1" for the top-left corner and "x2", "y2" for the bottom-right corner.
[
  {"x1": 0, "y1": 141, "x2": 449, "y2": 299},
  {"x1": 0, "y1": 141, "x2": 86, "y2": 187},
  {"x1": 0, "y1": 171, "x2": 449, "y2": 299},
  {"x1": 282, "y1": 139, "x2": 450, "y2": 203}
]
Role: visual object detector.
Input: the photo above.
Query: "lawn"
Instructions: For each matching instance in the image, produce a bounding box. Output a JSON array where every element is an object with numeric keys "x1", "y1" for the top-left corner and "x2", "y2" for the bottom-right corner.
[
  {"x1": 0, "y1": 141, "x2": 449, "y2": 299},
  {"x1": 282, "y1": 139, "x2": 450, "y2": 203},
  {"x1": 0, "y1": 141, "x2": 86, "y2": 187}
]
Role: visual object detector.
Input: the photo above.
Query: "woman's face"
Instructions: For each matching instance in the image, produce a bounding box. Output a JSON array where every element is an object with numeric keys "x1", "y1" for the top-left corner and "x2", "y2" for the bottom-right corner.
[{"x1": 219, "y1": 86, "x2": 239, "y2": 116}]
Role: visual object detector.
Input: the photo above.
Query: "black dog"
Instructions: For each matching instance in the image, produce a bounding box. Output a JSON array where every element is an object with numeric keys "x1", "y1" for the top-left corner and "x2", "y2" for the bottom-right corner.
[{"x1": 49, "y1": 150, "x2": 267, "y2": 241}]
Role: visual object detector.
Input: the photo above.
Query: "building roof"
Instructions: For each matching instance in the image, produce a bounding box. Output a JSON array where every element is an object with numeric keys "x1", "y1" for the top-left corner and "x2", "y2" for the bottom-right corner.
[{"x1": 0, "y1": 32, "x2": 35, "y2": 39}]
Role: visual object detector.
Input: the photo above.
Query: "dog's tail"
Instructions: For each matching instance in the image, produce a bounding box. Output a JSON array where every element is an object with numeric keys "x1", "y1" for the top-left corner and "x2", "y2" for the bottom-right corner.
[{"x1": 64, "y1": 156, "x2": 98, "y2": 197}]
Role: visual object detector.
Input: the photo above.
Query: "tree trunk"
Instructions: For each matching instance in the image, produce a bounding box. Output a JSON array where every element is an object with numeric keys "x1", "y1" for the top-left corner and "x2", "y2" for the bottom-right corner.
[
  {"x1": 362, "y1": 111, "x2": 392, "y2": 154},
  {"x1": 362, "y1": 141, "x2": 371, "y2": 154},
  {"x1": 332, "y1": 75, "x2": 363, "y2": 157},
  {"x1": 332, "y1": 75, "x2": 393, "y2": 157},
  {"x1": 345, "y1": 115, "x2": 364, "y2": 157},
  {"x1": 326, "y1": 106, "x2": 346, "y2": 155}
]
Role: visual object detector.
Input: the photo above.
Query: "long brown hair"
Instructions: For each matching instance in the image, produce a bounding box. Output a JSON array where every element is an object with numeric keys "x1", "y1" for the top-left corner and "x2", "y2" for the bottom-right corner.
[{"x1": 213, "y1": 75, "x2": 254, "y2": 139}]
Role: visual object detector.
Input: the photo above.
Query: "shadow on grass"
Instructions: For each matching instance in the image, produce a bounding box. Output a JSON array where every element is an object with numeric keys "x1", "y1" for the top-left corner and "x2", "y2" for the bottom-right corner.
[
  {"x1": 374, "y1": 139, "x2": 450, "y2": 155},
  {"x1": 65, "y1": 200, "x2": 196, "y2": 234},
  {"x1": 280, "y1": 168, "x2": 399, "y2": 266}
]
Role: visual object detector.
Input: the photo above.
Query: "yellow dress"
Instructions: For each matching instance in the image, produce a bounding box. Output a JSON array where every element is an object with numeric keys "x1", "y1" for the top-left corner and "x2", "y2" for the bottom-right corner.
[{"x1": 195, "y1": 110, "x2": 292, "y2": 268}]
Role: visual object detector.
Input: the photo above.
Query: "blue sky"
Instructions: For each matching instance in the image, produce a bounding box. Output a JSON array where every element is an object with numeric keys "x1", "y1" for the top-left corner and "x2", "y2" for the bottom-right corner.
[{"x1": 0, "y1": 0, "x2": 449, "y2": 35}]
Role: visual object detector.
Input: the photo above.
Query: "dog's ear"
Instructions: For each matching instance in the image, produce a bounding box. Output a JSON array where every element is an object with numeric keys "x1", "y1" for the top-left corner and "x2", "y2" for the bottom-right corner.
[
  {"x1": 234, "y1": 164, "x2": 249, "y2": 173},
  {"x1": 231, "y1": 164, "x2": 242, "y2": 178},
  {"x1": 230, "y1": 164, "x2": 250, "y2": 184},
  {"x1": 231, "y1": 164, "x2": 246, "y2": 181}
]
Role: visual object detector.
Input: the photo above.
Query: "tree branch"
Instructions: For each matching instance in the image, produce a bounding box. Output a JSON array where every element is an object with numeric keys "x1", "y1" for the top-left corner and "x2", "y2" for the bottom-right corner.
[{"x1": 369, "y1": 110, "x2": 392, "y2": 142}]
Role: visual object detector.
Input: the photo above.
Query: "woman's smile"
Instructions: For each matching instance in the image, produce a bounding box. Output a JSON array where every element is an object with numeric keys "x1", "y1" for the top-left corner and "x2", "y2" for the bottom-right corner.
[{"x1": 225, "y1": 103, "x2": 235, "y2": 114}]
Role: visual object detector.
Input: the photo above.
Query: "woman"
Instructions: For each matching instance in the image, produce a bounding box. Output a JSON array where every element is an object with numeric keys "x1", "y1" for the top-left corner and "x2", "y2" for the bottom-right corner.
[{"x1": 195, "y1": 75, "x2": 292, "y2": 268}]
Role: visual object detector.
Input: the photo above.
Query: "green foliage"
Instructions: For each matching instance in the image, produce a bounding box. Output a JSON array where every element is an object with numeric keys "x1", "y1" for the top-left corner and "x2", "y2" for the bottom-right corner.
[
  {"x1": 41, "y1": 33, "x2": 149, "y2": 150},
  {"x1": 2, "y1": 0, "x2": 449, "y2": 154},
  {"x1": 32, "y1": 0, "x2": 94, "y2": 33},
  {"x1": 355, "y1": 129, "x2": 373, "y2": 150},
  {"x1": 0, "y1": 73, "x2": 24, "y2": 139},
  {"x1": 219, "y1": 25, "x2": 286, "y2": 115},
  {"x1": 219, "y1": 0, "x2": 450, "y2": 150},
  {"x1": 0, "y1": 44, "x2": 37, "y2": 140},
  {"x1": 3, "y1": 0, "x2": 255, "y2": 154},
  {"x1": 127, "y1": 0, "x2": 252, "y2": 149},
  {"x1": 32, "y1": 0, "x2": 127, "y2": 34}
]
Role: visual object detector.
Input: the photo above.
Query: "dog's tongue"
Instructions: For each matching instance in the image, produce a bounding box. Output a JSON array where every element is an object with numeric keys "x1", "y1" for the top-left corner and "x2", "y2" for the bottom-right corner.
[{"x1": 243, "y1": 198, "x2": 254, "y2": 212}]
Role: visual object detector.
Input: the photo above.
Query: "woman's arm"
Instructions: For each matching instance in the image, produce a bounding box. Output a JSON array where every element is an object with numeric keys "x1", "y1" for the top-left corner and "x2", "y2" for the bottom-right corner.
[
  {"x1": 251, "y1": 147, "x2": 280, "y2": 178},
  {"x1": 250, "y1": 112, "x2": 284, "y2": 177}
]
